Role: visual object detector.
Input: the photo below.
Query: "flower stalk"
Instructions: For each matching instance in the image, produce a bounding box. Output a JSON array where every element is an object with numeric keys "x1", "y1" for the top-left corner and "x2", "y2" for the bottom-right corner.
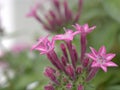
[{"x1": 80, "y1": 33, "x2": 87, "y2": 64}]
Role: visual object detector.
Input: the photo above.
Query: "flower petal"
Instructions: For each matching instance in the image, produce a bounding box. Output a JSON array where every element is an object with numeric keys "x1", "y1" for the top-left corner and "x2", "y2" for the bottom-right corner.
[
  {"x1": 86, "y1": 53, "x2": 96, "y2": 61},
  {"x1": 54, "y1": 30, "x2": 77, "y2": 41},
  {"x1": 90, "y1": 47, "x2": 97, "y2": 56},
  {"x1": 54, "y1": 34, "x2": 64, "y2": 40},
  {"x1": 73, "y1": 30, "x2": 80, "y2": 36},
  {"x1": 91, "y1": 62, "x2": 99, "y2": 67},
  {"x1": 106, "y1": 62, "x2": 118, "y2": 67},
  {"x1": 99, "y1": 46, "x2": 106, "y2": 55},
  {"x1": 74, "y1": 24, "x2": 82, "y2": 31},
  {"x1": 32, "y1": 35, "x2": 49, "y2": 50},
  {"x1": 83, "y1": 24, "x2": 89, "y2": 31},
  {"x1": 87, "y1": 26, "x2": 96, "y2": 34},
  {"x1": 105, "y1": 54, "x2": 116, "y2": 61},
  {"x1": 101, "y1": 65, "x2": 107, "y2": 72}
]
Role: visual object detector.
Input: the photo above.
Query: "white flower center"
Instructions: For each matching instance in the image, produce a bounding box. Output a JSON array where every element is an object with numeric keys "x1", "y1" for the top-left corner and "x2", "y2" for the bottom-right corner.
[{"x1": 97, "y1": 56, "x2": 106, "y2": 64}]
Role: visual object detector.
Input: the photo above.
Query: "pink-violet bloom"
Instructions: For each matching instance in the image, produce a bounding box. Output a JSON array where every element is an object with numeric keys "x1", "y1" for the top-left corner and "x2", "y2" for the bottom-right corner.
[
  {"x1": 77, "y1": 85, "x2": 84, "y2": 90},
  {"x1": 65, "y1": 64, "x2": 75, "y2": 80},
  {"x1": 44, "y1": 84, "x2": 55, "y2": 90},
  {"x1": 86, "y1": 67, "x2": 99, "y2": 81},
  {"x1": 66, "y1": 83, "x2": 72, "y2": 89},
  {"x1": 73, "y1": 24, "x2": 96, "y2": 64},
  {"x1": 32, "y1": 23, "x2": 118, "y2": 89},
  {"x1": 32, "y1": 36, "x2": 55, "y2": 54},
  {"x1": 86, "y1": 46, "x2": 117, "y2": 72},
  {"x1": 60, "y1": 43, "x2": 69, "y2": 62},
  {"x1": 74, "y1": 24, "x2": 96, "y2": 34},
  {"x1": 44, "y1": 67, "x2": 59, "y2": 84},
  {"x1": 76, "y1": 66, "x2": 82, "y2": 74},
  {"x1": 54, "y1": 30, "x2": 79, "y2": 41},
  {"x1": 54, "y1": 30, "x2": 79, "y2": 68},
  {"x1": 27, "y1": 0, "x2": 83, "y2": 33}
]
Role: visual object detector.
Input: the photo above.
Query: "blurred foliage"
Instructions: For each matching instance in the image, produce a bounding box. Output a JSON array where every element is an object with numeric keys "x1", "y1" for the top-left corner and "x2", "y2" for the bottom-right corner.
[
  {"x1": 1, "y1": 0, "x2": 120, "y2": 90},
  {"x1": 0, "y1": 50, "x2": 51, "y2": 90},
  {"x1": 80, "y1": 0, "x2": 120, "y2": 90}
]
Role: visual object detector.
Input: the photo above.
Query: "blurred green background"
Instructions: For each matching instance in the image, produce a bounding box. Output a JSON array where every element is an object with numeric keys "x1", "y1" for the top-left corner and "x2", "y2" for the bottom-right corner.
[{"x1": 0, "y1": 0, "x2": 120, "y2": 90}]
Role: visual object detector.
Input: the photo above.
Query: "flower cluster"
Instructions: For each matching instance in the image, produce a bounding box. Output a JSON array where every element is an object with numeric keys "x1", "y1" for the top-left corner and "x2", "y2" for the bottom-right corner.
[
  {"x1": 32, "y1": 23, "x2": 117, "y2": 90},
  {"x1": 27, "y1": 0, "x2": 83, "y2": 33}
]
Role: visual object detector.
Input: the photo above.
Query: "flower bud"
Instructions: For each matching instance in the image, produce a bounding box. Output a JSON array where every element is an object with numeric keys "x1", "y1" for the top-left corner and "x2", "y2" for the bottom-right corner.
[
  {"x1": 83, "y1": 58, "x2": 89, "y2": 67},
  {"x1": 86, "y1": 67, "x2": 99, "y2": 81},
  {"x1": 66, "y1": 83, "x2": 72, "y2": 90},
  {"x1": 53, "y1": 0, "x2": 60, "y2": 10},
  {"x1": 76, "y1": 66, "x2": 82, "y2": 74},
  {"x1": 72, "y1": 45, "x2": 78, "y2": 63},
  {"x1": 61, "y1": 56, "x2": 67, "y2": 66},
  {"x1": 66, "y1": 64, "x2": 75, "y2": 80},
  {"x1": 60, "y1": 43, "x2": 69, "y2": 62},
  {"x1": 44, "y1": 67, "x2": 59, "y2": 84},
  {"x1": 44, "y1": 84, "x2": 55, "y2": 90},
  {"x1": 77, "y1": 85, "x2": 84, "y2": 90}
]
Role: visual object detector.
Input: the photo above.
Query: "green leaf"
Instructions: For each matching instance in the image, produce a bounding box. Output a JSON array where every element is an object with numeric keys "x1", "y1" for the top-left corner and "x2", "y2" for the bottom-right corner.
[{"x1": 102, "y1": 0, "x2": 120, "y2": 23}]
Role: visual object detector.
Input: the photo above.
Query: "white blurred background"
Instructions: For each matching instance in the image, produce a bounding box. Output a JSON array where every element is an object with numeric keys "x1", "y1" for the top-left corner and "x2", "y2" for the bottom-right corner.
[{"x1": 0, "y1": 0, "x2": 48, "y2": 51}]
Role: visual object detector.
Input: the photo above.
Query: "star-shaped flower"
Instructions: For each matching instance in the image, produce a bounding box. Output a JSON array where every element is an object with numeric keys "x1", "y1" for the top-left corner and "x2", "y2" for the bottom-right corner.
[
  {"x1": 32, "y1": 35, "x2": 55, "y2": 54},
  {"x1": 74, "y1": 24, "x2": 96, "y2": 34},
  {"x1": 86, "y1": 46, "x2": 117, "y2": 72},
  {"x1": 54, "y1": 29, "x2": 80, "y2": 41}
]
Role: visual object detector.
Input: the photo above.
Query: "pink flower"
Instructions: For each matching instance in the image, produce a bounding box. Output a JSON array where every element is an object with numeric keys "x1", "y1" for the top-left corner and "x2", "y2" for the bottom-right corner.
[
  {"x1": 44, "y1": 67, "x2": 59, "y2": 84},
  {"x1": 86, "y1": 46, "x2": 117, "y2": 72},
  {"x1": 73, "y1": 24, "x2": 96, "y2": 64},
  {"x1": 32, "y1": 36, "x2": 55, "y2": 54},
  {"x1": 77, "y1": 85, "x2": 84, "y2": 90},
  {"x1": 60, "y1": 43, "x2": 69, "y2": 62},
  {"x1": 66, "y1": 83, "x2": 72, "y2": 89},
  {"x1": 74, "y1": 24, "x2": 96, "y2": 34},
  {"x1": 27, "y1": 0, "x2": 83, "y2": 32},
  {"x1": 65, "y1": 64, "x2": 75, "y2": 80},
  {"x1": 32, "y1": 24, "x2": 118, "y2": 89},
  {"x1": 54, "y1": 30, "x2": 79, "y2": 41},
  {"x1": 44, "y1": 84, "x2": 55, "y2": 90},
  {"x1": 76, "y1": 66, "x2": 82, "y2": 74},
  {"x1": 86, "y1": 67, "x2": 99, "y2": 81}
]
